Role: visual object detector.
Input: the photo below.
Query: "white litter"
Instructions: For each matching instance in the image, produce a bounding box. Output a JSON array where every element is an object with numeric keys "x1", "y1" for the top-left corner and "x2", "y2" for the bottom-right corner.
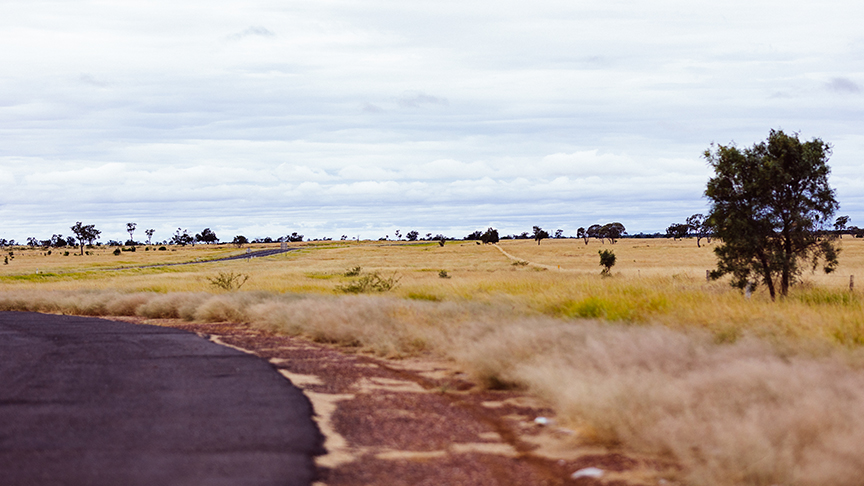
[
  {"x1": 533, "y1": 416, "x2": 550, "y2": 426},
  {"x1": 571, "y1": 467, "x2": 604, "y2": 479}
]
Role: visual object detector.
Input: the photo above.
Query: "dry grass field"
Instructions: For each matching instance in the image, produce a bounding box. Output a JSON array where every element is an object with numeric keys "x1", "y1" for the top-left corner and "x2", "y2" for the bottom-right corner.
[{"x1": 3, "y1": 237, "x2": 864, "y2": 485}]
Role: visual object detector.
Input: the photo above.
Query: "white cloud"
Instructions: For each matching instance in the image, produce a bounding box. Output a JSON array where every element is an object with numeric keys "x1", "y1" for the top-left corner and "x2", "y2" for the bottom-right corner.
[{"x1": 0, "y1": 0, "x2": 862, "y2": 240}]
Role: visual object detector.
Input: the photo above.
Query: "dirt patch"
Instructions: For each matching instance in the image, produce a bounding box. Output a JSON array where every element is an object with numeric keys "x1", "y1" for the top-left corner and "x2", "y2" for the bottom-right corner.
[{"x1": 105, "y1": 316, "x2": 679, "y2": 485}]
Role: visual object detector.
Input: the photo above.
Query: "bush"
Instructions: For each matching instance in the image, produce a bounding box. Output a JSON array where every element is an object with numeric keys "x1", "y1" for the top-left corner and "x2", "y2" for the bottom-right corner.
[
  {"x1": 207, "y1": 272, "x2": 250, "y2": 291},
  {"x1": 158, "y1": 246, "x2": 167, "y2": 251},
  {"x1": 344, "y1": 266, "x2": 362, "y2": 277},
  {"x1": 336, "y1": 271, "x2": 401, "y2": 293},
  {"x1": 599, "y1": 249, "x2": 616, "y2": 276},
  {"x1": 112, "y1": 248, "x2": 121, "y2": 256}
]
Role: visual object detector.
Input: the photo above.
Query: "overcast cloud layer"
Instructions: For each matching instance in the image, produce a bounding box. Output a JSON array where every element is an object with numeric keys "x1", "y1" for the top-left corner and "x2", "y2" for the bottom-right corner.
[{"x1": 1, "y1": 0, "x2": 862, "y2": 242}]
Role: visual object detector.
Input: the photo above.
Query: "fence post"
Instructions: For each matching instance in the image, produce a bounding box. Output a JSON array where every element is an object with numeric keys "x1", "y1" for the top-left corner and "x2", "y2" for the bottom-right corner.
[
  {"x1": 706, "y1": 269, "x2": 710, "y2": 282},
  {"x1": 851, "y1": 275, "x2": 855, "y2": 292}
]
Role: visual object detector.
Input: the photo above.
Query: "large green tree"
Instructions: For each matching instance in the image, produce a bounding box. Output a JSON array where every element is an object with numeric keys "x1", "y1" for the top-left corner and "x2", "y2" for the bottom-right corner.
[{"x1": 704, "y1": 129, "x2": 839, "y2": 300}]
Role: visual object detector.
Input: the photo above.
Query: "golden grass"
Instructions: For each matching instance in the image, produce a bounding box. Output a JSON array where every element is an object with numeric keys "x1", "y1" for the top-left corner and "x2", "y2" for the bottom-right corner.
[{"x1": 4, "y1": 237, "x2": 864, "y2": 484}]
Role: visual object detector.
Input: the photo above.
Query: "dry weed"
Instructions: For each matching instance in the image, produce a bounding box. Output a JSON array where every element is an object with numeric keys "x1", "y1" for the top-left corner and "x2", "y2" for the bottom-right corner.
[{"x1": 4, "y1": 238, "x2": 864, "y2": 484}]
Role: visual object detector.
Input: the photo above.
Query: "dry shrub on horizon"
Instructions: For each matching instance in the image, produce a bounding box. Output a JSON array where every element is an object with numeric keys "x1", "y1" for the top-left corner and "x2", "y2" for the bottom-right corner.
[{"x1": 2, "y1": 289, "x2": 864, "y2": 484}]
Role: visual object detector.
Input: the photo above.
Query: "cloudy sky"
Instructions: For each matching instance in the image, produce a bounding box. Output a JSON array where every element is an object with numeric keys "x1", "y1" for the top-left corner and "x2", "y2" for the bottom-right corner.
[{"x1": 1, "y1": 0, "x2": 862, "y2": 242}]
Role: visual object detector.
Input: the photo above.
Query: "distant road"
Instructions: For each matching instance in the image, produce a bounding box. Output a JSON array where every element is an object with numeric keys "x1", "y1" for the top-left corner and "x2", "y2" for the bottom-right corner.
[
  {"x1": 0, "y1": 312, "x2": 324, "y2": 486},
  {"x1": 112, "y1": 247, "x2": 300, "y2": 270},
  {"x1": 200, "y1": 247, "x2": 299, "y2": 262}
]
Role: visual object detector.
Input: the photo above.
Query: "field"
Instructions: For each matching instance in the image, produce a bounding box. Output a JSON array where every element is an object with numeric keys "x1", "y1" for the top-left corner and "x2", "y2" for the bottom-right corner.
[{"x1": 3, "y1": 238, "x2": 864, "y2": 485}]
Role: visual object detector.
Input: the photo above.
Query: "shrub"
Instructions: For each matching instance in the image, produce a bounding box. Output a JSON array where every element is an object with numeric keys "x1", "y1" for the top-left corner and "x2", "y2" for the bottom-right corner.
[
  {"x1": 336, "y1": 271, "x2": 401, "y2": 293},
  {"x1": 344, "y1": 266, "x2": 362, "y2": 277},
  {"x1": 207, "y1": 272, "x2": 250, "y2": 291},
  {"x1": 438, "y1": 270, "x2": 450, "y2": 279},
  {"x1": 158, "y1": 246, "x2": 167, "y2": 251},
  {"x1": 599, "y1": 249, "x2": 616, "y2": 276},
  {"x1": 112, "y1": 248, "x2": 121, "y2": 256}
]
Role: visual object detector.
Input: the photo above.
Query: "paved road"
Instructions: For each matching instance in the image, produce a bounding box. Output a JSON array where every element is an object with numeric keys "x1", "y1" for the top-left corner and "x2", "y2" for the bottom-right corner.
[{"x1": 0, "y1": 312, "x2": 324, "y2": 486}]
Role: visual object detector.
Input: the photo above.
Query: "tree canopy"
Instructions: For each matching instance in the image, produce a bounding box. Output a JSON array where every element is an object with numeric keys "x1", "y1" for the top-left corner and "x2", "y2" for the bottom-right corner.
[
  {"x1": 481, "y1": 227, "x2": 499, "y2": 244},
  {"x1": 532, "y1": 226, "x2": 549, "y2": 245},
  {"x1": 195, "y1": 228, "x2": 219, "y2": 244},
  {"x1": 705, "y1": 129, "x2": 839, "y2": 300},
  {"x1": 70, "y1": 222, "x2": 101, "y2": 255}
]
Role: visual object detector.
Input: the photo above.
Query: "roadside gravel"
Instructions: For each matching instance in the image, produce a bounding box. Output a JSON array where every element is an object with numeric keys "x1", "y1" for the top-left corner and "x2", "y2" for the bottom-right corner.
[{"x1": 108, "y1": 316, "x2": 679, "y2": 486}]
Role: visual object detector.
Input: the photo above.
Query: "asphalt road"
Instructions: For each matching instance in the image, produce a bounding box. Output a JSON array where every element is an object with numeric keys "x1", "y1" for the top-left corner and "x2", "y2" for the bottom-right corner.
[{"x1": 0, "y1": 312, "x2": 324, "y2": 486}]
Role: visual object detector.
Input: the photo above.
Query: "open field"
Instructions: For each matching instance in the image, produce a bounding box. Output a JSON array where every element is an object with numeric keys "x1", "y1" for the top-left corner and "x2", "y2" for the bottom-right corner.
[{"x1": 3, "y1": 238, "x2": 864, "y2": 485}]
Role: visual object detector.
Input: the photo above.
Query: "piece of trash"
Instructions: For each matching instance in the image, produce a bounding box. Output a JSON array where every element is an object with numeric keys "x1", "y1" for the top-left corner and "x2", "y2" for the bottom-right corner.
[
  {"x1": 571, "y1": 467, "x2": 604, "y2": 479},
  {"x1": 534, "y1": 416, "x2": 550, "y2": 426}
]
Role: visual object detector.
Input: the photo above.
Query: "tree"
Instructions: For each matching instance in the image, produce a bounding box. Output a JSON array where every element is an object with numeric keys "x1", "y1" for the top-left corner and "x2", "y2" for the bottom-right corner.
[
  {"x1": 481, "y1": 227, "x2": 499, "y2": 244},
  {"x1": 577, "y1": 227, "x2": 589, "y2": 245},
  {"x1": 686, "y1": 213, "x2": 712, "y2": 247},
  {"x1": 50, "y1": 234, "x2": 67, "y2": 247},
  {"x1": 406, "y1": 230, "x2": 419, "y2": 241},
  {"x1": 705, "y1": 129, "x2": 839, "y2": 300},
  {"x1": 834, "y1": 215, "x2": 850, "y2": 238},
  {"x1": 170, "y1": 228, "x2": 193, "y2": 246},
  {"x1": 195, "y1": 228, "x2": 218, "y2": 245},
  {"x1": 71, "y1": 222, "x2": 101, "y2": 255},
  {"x1": 532, "y1": 226, "x2": 549, "y2": 245},
  {"x1": 586, "y1": 224, "x2": 603, "y2": 242},
  {"x1": 145, "y1": 229, "x2": 155, "y2": 245},
  {"x1": 465, "y1": 230, "x2": 483, "y2": 241},
  {"x1": 554, "y1": 229, "x2": 564, "y2": 239},
  {"x1": 126, "y1": 223, "x2": 137, "y2": 245},
  {"x1": 599, "y1": 222, "x2": 626, "y2": 243},
  {"x1": 232, "y1": 235, "x2": 248, "y2": 247},
  {"x1": 666, "y1": 223, "x2": 690, "y2": 240}
]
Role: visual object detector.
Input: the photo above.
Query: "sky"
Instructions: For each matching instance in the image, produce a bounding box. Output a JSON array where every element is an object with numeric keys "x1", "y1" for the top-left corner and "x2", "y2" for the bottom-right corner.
[{"x1": 1, "y1": 0, "x2": 862, "y2": 243}]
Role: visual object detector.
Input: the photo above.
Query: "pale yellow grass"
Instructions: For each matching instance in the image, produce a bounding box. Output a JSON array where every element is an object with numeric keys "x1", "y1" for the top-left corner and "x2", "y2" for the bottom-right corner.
[{"x1": 4, "y1": 238, "x2": 864, "y2": 485}]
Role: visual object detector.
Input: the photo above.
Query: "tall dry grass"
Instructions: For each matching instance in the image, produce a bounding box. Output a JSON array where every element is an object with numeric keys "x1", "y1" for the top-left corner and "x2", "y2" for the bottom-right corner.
[
  {"x1": 5, "y1": 238, "x2": 864, "y2": 484},
  {"x1": 3, "y1": 289, "x2": 864, "y2": 484}
]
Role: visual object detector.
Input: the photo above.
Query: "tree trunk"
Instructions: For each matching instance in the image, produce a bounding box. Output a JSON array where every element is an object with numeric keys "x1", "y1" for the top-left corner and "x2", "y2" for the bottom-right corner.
[
  {"x1": 757, "y1": 251, "x2": 776, "y2": 301},
  {"x1": 780, "y1": 231, "x2": 793, "y2": 297}
]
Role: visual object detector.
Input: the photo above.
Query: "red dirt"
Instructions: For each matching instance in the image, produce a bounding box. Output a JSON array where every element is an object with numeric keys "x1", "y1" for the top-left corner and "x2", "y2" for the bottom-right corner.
[{"x1": 107, "y1": 317, "x2": 679, "y2": 486}]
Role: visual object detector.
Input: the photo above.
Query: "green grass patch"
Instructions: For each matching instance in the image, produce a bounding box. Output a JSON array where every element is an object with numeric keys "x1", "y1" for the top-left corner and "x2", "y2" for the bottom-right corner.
[
  {"x1": 305, "y1": 272, "x2": 336, "y2": 280},
  {"x1": 551, "y1": 294, "x2": 669, "y2": 321},
  {"x1": 0, "y1": 273, "x2": 63, "y2": 282},
  {"x1": 407, "y1": 292, "x2": 442, "y2": 302},
  {"x1": 792, "y1": 288, "x2": 861, "y2": 306}
]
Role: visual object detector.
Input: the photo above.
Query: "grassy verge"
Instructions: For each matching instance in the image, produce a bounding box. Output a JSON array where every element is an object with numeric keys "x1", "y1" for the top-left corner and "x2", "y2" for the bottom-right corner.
[{"x1": 3, "y1": 238, "x2": 864, "y2": 484}]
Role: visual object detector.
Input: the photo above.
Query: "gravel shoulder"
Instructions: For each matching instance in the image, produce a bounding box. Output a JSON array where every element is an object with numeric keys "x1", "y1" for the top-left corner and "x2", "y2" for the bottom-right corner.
[{"x1": 109, "y1": 316, "x2": 679, "y2": 486}]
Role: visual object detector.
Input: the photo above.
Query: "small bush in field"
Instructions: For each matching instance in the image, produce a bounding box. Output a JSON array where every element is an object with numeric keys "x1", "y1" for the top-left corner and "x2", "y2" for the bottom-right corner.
[
  {"x1": 207, "y1": 272, "x2": 250, "y2": 291},
  {"x1": 438, "y1": 270, "x2": 450, "y2": 279},
  {"x1": 599, "y1": 249, "x2": 616, "y2": 276},
  {"x1": 344, "y1": 266, "x2": 362, "y2": 277},
  {"x1": 112, "y1": 248, "x2": 121, "y2": 256},
  {"x1": 337, "y1": 271, "x2": 400, "y2": 293}
]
